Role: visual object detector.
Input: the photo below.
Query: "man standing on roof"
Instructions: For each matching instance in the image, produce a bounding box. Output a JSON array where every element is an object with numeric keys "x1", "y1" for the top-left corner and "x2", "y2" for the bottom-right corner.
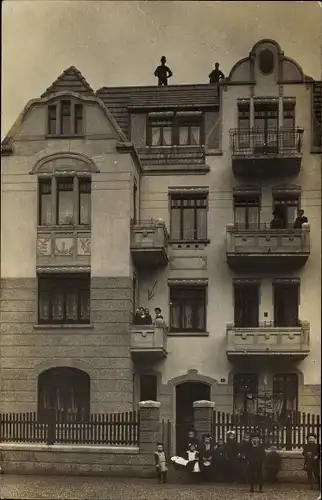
[
  {"x1": 209, "y1": 62, "x2": 225, "y2": 84},
  {"x1": 154, "y1": 56, "x2": 173, "y2": 86}
]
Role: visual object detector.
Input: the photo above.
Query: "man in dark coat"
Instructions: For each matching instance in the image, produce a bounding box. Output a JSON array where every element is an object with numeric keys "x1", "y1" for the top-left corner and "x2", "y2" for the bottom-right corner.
[
  {"x1": 209, "y1": 62, "x2": 225, "y2": 83},
  {"x1": 224, "y1": 430, "x2": 239, "y2": 483},
  {"x1": 247, "y1": 434, "x2": 266, "y2": 493},
  {"x1": 293, "y1": 209, "x2": 308, "y2": 229},
  {"x1": 238, "y1": 432, "x2": 251, "y2": 483},
  {"x1": 303, "y1": 433, "x2": 320, "y2": 489}
]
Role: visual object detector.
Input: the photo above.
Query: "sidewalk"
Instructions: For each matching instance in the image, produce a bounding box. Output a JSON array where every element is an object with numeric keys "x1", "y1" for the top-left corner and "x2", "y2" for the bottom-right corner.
[{"x1": 1, "y1": 475, "x2": 320, "y2": 500}]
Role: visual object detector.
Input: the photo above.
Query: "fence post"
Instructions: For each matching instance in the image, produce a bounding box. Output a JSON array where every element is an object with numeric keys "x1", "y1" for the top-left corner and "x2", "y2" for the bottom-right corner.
[
  {"x1": 46, "y1": 408, "x2": 56, "y2": 445},
  {"x1": 285, "y1": 414, "x2": 292, "y2": 451},
  {"x1": 193, "y1": 400, "x2": 215, "y2": 442},
  {"x1": 138, "y1": 400, "x2": 161, "y2": 455}
]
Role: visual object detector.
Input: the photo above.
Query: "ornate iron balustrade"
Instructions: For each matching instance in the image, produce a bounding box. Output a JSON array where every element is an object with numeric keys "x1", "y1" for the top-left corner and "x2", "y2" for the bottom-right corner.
[{"x1": 230, "y1": 127, "x2": 304, "y2": 157}]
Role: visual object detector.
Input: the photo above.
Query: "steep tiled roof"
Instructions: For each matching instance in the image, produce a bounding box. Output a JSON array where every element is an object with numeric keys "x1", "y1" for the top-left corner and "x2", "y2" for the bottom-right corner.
[
  {"x1": 41, "y1": 66, "x2": 95, "y2": 98},
  {"x1": 313, "y1": 81, "x2": 321, "y2": 122},
  {"x1": 96, "y1": 84, "x2": 220, "y2": 137}
]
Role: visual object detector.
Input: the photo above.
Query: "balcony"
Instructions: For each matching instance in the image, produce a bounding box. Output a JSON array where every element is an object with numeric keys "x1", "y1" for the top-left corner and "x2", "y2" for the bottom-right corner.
[
  {"x1": 226, "y1": 223, "x2": 310, "y2": 272},
  {"x1": 226, "y1": 321, "x2": 310, "y2": 359},
  {"x1": 130, "y1": 322, "x2": 168, "y2": 362},
  {"x1": 37, "y1": 226, "x2": 91, "y2": 269},
  {"x1": 131, "y1": 220, "x2": 169, "y2": 267},
  {"x1": 230, "y1": 128, "x2": 304, "y2": 177}
]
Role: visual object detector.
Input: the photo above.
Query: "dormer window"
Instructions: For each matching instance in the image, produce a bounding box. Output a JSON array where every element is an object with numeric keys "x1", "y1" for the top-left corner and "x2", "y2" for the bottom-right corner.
[
  {"x1": 147, "y1": 111, "x2": 203, "y2": 146},
  {"x1": 47, "y1": 100, "x2": 84, "y2": 136}
]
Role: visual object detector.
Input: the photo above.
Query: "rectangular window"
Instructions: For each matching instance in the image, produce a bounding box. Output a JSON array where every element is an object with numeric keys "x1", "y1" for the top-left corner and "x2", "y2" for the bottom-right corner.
[
  {"x1": 234, "y1": 196, "x2": 260, "y2": 229},
  {"x1": 273, "y1": 281, "x2": 299, "y2": 327},
  {"x1": 237, "y1": 103, "x2": 250, "y2": 149},
  {"x1": 79, "y1": 178, "x2": 91, "y2": 225},
  {"x1": 273, "y1": 373, "x2": 298, "y2": 416},
  {"x1": 38, "y1": 275, "x2": 90, "y2": 325},
  {"x1": 48, "y1": 105, "x2": 57, "y2": 135},
  {"x1": 133, "y1": 181, "x2": 138, "y2": 223},
  {"x1": 234, "y1": 282, "x2": 259, "y2": 327},
  {"x1": 170, "y1": 287, "x2": 206, "y2": 333},
  {"x1": 177, "y1": 116, "x2": 201, "y2": 146},
  {"x1": 148, "y1": 118, "x2": 173, "y2": 146},
  {"x1": 57, "y1": 177, "x2": 74, "y2": 225},
  {"x1": 254, "y1": 102, "x2": 278, "y2": 154},
  {"x1": 140, "y1": 374, "x2": 157, "y2": 401},
  {"x1": 170, "y1": 196, "x2": 207, "y2": 241},
  {"x1": 273, "y1": 194, "x2": 299, "y2": 228},
  {"x1": 233, "y1": 373, "x2": 258, "y2": 416},
  {"x1": 39, "y1": 178, "x2": 52, "y2": 226},
  {"x1": 283, "y1": 102, "x2": 296, "y2": 148},
  {"x1": 60, "y1": 100, "x2": 72, "y2": 135},
  {"x1": 74, "y1": 104, "x2": 83, "y2": 135}
]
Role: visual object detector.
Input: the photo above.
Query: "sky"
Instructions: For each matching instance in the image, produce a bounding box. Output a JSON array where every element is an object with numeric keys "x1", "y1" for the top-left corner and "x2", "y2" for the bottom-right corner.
[{"x1": 2, "y1": 0, "x2": 322, "y2": 138}]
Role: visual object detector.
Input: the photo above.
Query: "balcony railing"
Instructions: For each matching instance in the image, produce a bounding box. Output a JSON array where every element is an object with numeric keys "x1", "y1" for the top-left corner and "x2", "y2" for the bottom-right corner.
[
  {"x1": 131, "y1": 219, "x2": 169, "y2": 267},
  {"x1": 226, "y1": 223, "x2": 310, "y2": 271},
  {"x1": 226, "y1": 320, "x2": 310, "y2": 359},
  {"x1": 230, "y1": 127, "x2": 304, "y2": 156},
  {"x1": 229, "y1": 127, "x2": 304, "y2": 176},
  {"x1": 130, "y1": 321, "x2": 168, "y2": 361}
]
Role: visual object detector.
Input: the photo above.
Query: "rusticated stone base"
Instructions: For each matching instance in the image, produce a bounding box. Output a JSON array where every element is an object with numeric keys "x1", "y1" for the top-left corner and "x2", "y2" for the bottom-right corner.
[{"x1": 0, "y1": 277, "x2": 134, "y2": 413}]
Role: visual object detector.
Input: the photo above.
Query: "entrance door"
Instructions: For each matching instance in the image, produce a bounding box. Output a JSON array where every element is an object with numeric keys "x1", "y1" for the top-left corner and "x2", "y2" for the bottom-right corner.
[{"x1": 175, "y1": 382, "x2": 211, "y2": 454}]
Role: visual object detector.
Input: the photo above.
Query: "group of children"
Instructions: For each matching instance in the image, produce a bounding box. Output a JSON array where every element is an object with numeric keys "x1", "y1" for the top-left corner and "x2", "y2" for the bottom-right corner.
[{"x1": 154, "y1": 429, "x2": 321, "y2": 493}]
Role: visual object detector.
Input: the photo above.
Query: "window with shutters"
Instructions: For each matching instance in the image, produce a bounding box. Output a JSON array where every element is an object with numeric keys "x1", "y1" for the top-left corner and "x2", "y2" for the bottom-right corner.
[
  {"x1": 47, "y1": 99, "x2": 84, "y2": 136},
  {"x1": 234, "y1": 281, "x2": 260, "y2": 327},
  {"x1": 170, "y1": 195, "x2": 208, "y2": 241},
  {"x1": 38, "y1": 274, "x2": 90, "y2": 325},
  {"x1": 273, "y1": 280, "x2": 299, "y2": 327}
]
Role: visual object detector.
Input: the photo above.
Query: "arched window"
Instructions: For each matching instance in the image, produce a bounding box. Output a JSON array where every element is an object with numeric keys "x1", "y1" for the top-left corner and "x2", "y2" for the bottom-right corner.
[{"x1": 38, "y1": 367, "x2": 90, "y2": 420}]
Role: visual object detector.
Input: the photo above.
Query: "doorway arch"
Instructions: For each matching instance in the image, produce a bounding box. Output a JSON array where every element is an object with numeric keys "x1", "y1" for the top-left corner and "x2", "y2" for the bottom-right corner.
[{"x1": 175, "y1": 381, "x2": 211, "y2": 453}]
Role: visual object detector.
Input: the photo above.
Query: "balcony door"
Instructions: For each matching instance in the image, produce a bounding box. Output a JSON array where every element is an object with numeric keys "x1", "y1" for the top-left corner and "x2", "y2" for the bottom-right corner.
[
  {"x1": 254, "y1": 102, "x2": 278, "y2": 154},
  {"x1": 273, "y1": 281, "x2": 299, "y2": 327},
  {"x1": 234, "y1": 282, "x2": 259, "y2": 327}
]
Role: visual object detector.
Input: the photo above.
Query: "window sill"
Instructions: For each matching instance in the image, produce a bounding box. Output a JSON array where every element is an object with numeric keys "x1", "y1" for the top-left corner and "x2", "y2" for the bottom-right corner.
[
  {"x1": 37, "y1": 225, "x2": 91, "y2": 231},
  {"x1": 34, "y1": 324, "x2": 94, "y2": 330},
  {"x1": 169, "y1": 239, "x2": 210, "y2": 245},
  {"x1": 168, "y1": 331, "x2": 209, "y2": 337},
  {"x1": 45, "y1": 134, "x2": 85, "y2": 139},
  {"x1": 206, "y1": 149, "x2": 223, "y2": 156}
]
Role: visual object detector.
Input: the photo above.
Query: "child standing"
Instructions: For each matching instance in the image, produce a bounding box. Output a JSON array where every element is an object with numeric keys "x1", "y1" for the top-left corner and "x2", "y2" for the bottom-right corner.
[
  {"x1": 200, "y1": 433, "x2": 214, "y2": 482},
  {"x1": 154, "y1": 442, "x2": 168, "y2": 484},
  {"x1": 185, "y1": 443, "x2": 201, "y2": 483},
  {"x1": 303, "y1": 433, "x2": 320, "y2": 490},
  {"x1": 247, "y1": 434, "x2": 266, "y2": 493}
]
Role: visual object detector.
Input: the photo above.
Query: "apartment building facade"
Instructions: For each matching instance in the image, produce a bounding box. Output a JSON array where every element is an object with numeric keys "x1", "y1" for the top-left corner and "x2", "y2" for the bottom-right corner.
[{"x1": 1, "y1": 40, "x2": 321, "y2": 441}]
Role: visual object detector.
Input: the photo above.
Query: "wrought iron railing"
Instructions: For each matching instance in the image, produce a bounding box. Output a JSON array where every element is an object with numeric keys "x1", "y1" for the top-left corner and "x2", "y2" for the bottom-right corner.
[
  {"x1": 230, "y1": 127, "x2": 304, "y2": 156},
  {"x1": 230, "y1": 320, "x2": 307, "y2": 328},
  {"x1": 227, "y1": 222, "x2": 308, "y2": 231}
]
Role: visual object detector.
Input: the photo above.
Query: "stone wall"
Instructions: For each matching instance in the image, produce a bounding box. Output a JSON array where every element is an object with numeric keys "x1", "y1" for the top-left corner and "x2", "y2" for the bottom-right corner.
[{"x1": 0, "y1": 401, "x2": 160, "y2": 478}]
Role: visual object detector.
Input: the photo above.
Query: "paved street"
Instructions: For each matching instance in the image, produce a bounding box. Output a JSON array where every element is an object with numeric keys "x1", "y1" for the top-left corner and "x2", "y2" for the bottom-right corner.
[{"x1": 0, "y1": 475, "x2": 320, "y2": 500}]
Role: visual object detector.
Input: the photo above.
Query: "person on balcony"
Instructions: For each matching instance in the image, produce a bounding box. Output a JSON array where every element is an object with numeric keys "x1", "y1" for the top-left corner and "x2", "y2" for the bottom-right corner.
[
  {"x1": 209, "y1": 62, "x2": 225, "y2": 84},
  {"x1": 154, "y1": 307, "x2": 164, "y2": 323},
  {"x1": 293, "y1": 209, "x2": 308, "y2": 229},
  {"x1": 133, "y1": 306, "x2": 152, "y2": 325},
  {"x1": 144, "y1": 308, "x2": 153, "y2": 324},
  {"x1": 154, "y1": 56, "x2": 173, "y2": 86},
  {"x1": 270, "y1": 210, "x2": 283, "y2": 229}
]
